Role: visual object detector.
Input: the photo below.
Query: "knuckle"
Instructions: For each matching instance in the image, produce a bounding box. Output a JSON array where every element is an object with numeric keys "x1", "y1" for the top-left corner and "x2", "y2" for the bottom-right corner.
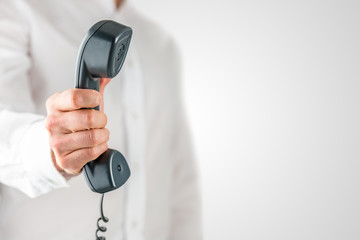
[
  {"x1": 44, "y1": 115, "x2": 59, "y2": 135},
  {"x1": 45, "y1": 98, "x2": 52, "y2": 111},
  {"x1": 70, "y1": 89, "x2": 81, "y2": 108},
  {"x1": 44, "y1": 116, "x2": 53, "y2": 132},
  {"x1": 49, "y1": 136, "x2": 62, "y2": 151},
  {"x1": 88, "y1": 129, "x2": 98, "y2": 144},
  {"x1": 105, "y1": 129, "x2": 110, "y2": 141},
  {"x1": 62, "y1": 160, "x2": 72, "y2": 171},
  {"x1": 45, "y1": 92, "x2": 60, "y2": 111},
  {"x1": 103, "y1": 113, "x2": 108, "y2": 125},
  {"x1": 88, "y1": 147, "x2": 98, "y2": 159},
  {"x1": 56, "y1": 155, "x2": 68, "y2": 170},
  {"x1": 85, "y1": 110, "x2": 96, "y2": 127}
]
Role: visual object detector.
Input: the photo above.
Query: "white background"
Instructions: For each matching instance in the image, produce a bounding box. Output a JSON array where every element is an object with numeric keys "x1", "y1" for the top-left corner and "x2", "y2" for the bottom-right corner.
[{"x1": 130, "y1": 1, "x2": 360, "y2": 239}]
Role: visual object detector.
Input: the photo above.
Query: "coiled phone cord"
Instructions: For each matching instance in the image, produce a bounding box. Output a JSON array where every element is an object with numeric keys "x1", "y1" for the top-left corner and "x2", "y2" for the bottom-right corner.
[{"x1": 96, "y1": 193, "x2": 109, "y2": 240}]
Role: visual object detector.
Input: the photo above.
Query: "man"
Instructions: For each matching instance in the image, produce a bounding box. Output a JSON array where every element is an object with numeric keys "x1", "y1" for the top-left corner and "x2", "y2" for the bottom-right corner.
[{"x1": 0, "y1": 0, "x2": 202, "y2": 239}]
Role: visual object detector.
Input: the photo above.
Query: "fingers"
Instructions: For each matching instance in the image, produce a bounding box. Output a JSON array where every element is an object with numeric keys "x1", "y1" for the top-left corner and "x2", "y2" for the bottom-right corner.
[
  {"x1": 45, "y1": 109, "x2": 107, "y2": 135},
  {"x1": 46, "y1": 88, "x2": 101, "y2": 113},
  {"x1": 45, "y1": 87, "x2": 111, "y2": 176},
  {"x1": 54, "y1": 142, "x2": 109, "y2": 175},
  {"x1": 50, "y1": 128, "x2": 109, "y2": 154}
]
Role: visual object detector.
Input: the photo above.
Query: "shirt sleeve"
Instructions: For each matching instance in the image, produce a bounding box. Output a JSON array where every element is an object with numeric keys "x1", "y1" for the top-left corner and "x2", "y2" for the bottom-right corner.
[{"x1": 0, "y1": 0, "x2": 68, "y2": 198}]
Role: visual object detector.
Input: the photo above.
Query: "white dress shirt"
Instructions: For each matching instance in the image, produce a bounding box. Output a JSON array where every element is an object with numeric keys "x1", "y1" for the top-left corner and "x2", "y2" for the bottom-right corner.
[{"x1": 0, "y1": 0, "x2": 202, "y2": 239}]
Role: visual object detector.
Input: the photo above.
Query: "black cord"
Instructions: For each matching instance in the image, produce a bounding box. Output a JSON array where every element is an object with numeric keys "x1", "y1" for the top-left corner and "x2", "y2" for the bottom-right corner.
[{"x1": 96, "y1": 193, "x2": 109, "y2": 240}]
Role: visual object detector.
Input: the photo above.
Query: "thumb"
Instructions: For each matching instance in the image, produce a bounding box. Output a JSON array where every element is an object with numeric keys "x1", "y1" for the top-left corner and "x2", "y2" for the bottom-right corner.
[{"x1": 99, "y1": 78, "x2": 112, "y2": 112}]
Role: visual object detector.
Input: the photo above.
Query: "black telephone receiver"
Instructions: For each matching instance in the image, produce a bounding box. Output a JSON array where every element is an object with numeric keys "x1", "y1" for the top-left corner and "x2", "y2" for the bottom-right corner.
[{"x1": 75, "y1": 20, "x2": 132, "y2": 194}]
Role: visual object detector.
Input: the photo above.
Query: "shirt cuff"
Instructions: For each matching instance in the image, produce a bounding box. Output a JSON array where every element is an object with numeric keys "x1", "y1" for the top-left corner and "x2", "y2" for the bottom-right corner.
[{"x1": 18, "y1": 118, "x2": 68, "y2": 198}]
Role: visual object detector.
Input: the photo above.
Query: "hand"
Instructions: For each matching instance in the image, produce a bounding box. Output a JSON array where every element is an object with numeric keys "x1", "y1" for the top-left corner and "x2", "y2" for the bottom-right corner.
[{"x1": 45, "y1": 79, "x2": 111, "y2": 177}]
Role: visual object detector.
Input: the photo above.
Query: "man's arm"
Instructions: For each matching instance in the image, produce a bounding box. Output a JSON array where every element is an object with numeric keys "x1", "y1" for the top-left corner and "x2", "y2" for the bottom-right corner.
[
  {"x1": 0, "y1": 0, "x2": 68, "y2": 197},
  {"x1": 0, "y1": 1, "x2": 110, "y2": 197}
]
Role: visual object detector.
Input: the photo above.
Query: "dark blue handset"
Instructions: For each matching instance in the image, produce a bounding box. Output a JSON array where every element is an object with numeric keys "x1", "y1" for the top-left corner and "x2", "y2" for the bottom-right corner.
[{"x1": 75, "y1": 20, "x2": 131, "y2": 193}]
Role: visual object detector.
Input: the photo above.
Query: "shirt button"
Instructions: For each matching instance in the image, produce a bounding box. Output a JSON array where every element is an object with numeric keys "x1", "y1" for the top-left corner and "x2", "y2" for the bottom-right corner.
[
  {"x1": 131, "y1": 220, "x2": 138, "y2": 229},
  {"x1": 131, "y1": 112, "x2": 138, "y2": 120}
]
